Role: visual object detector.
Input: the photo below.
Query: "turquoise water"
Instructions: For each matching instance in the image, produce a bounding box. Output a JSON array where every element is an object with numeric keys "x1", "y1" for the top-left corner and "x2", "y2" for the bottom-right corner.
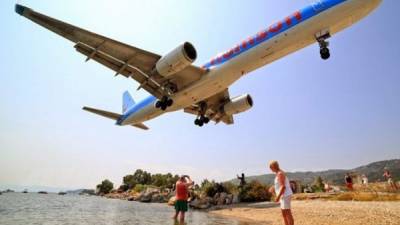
[{"x1": 0, "y1": 193, "x2": 250, "y2": 225}]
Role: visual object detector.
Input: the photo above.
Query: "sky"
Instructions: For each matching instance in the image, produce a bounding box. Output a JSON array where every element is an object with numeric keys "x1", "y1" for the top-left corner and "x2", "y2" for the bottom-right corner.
[{"x1": 0, "y1": 0, "x2": 399, "y2": 191}]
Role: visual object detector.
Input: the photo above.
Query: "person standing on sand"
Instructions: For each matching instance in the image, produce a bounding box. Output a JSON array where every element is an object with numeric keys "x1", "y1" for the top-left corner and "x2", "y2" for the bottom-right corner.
[
  {"x1": 269, "y1": 160, "x2": 294, "y2": 225},
  {"x1": 344, "y1": 173, "x2": 353, "y2": 191},
  {"x1": 173, "y1": 175, "x2": 194, "y2": 224},
  {"x1": 383, "y1": 168, "x2": 398, "y2": 191}
]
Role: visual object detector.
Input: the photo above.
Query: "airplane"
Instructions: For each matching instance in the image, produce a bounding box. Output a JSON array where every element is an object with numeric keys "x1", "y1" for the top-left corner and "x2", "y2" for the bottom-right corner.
[{"x1": 15, "y1": 0, "x2": 382, "y2": 130}]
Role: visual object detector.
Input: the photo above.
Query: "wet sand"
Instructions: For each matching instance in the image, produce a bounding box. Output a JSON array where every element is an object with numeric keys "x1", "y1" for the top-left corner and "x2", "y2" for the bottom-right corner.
[{"x1": 210, "y1": 200, "x2": 400, "y2": 225}]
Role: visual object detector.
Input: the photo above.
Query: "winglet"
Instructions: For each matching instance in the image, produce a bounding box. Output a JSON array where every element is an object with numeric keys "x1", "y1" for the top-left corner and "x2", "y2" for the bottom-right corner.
[{"x1": 15, "y1": 4, "x2": 29, "y2": 16}]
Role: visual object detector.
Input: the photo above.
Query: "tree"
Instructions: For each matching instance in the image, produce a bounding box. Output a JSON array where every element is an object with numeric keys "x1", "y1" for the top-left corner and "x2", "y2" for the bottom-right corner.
[
  {"x1": 312, "y1": 176, "x2": 324, "y2": 192},
  {"x1": 239, "y1": 180, "x2": 271, "y2": 202},
  {"x1": 96, "y1": 179, "x2": 114, "y2": 194},
  {"x1": 133, "y1": 169, "x2": 152, "y2": 185},
  {"x1": 123, "y1": 174, "x2": 136, "y2": 189},
  {"x1": 120, "y1": 169, "x2": 180, "y2": 191}
]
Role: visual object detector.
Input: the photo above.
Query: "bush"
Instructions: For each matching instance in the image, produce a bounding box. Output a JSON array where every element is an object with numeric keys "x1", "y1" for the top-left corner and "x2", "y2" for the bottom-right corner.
[
  {"x1": 133, "y1": 184, "x2": 148, "y2": 193},
  {"x1": 222, "y1": 182, "x2": 239, "y2": 195},
  {"x1": 239, "y1": 180, "x2": 271, "y2": 202},
  {"x1": 311, "y1": 176, "x2": 325, "y2": 193},
  {"x1": 118, "y1": 184, "x2": 129, "y2": 192},
  {"x1": 96, "y1": 179, "x2": 114, "y2": 194},
  {"x1": 202, "y1": 180, "x2": 218, "y2": 197},
  {"x1": 200, "y1": 180, "x2": 233, "y2": 197},
  {"x1": 122, "y1": 170, "x2": 180, "y2": 191}
]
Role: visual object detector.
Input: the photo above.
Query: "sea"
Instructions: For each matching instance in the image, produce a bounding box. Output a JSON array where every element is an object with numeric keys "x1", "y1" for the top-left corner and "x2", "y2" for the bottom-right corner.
[{"x1": 0, "y1": 193, "x2": 250, "y2": 225}]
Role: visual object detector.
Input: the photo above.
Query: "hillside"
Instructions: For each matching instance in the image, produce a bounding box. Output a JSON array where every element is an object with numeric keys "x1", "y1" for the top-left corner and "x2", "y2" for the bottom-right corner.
[{"x1": 230, "y1": 159, "x2": 400, "y2": 185}]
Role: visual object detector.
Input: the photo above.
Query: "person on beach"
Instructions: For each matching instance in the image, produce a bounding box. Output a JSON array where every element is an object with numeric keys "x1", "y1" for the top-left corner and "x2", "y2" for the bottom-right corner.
[
  {"x1": 344, "y1": 173, "x2": 353, "y2": 191},
  {"x1": 361, "y1": 174, "x2": 368, "y2": 186},
  {"x1": 173, "y1": 175, "x2": 194, "y2": 224},
  {"x1": 237, "y1": 173, "x2": 247, "y2": 187},
  {"x1": 383, "y1": 168, "x2": 398, "y2": 191},
  {"x1": 269, "y1": 160, "x2": 294, "y2": 225}
]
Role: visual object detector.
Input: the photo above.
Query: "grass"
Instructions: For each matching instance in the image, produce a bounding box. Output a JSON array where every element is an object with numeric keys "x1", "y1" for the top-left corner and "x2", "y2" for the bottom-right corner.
[
  {"x1": 332, "y1": 192, "x2": 400, "y2": 201},
  {"x1": 293, "y1": 182, "x2": 400, "y2": 202}
]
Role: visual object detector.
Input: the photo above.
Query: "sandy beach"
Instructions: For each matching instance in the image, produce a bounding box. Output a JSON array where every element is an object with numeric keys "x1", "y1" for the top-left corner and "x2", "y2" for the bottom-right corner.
[{"x1": 210, "y1": 200, "x2": 400, "y2": 225}]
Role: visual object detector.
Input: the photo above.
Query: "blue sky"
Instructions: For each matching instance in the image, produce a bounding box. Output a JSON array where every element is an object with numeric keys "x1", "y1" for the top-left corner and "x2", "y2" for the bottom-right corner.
[{"x1": 0, "y1": 0, "x2": 399, "y2": 190}]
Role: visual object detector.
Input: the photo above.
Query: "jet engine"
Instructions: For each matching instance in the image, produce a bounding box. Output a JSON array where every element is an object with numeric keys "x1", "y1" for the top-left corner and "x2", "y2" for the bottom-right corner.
[
  {"x1": 155, "y1": 42, "x2": 197, "y2": 77},
  {"x1": 223, "y1": 94, "x2": 254, "y2": 115}
]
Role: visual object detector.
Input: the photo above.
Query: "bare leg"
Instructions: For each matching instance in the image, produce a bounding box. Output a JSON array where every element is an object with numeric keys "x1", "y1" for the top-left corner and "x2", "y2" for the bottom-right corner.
[
  {"x1": 285, "y1": 209, "x2": 294, "y2": 225},
  {"x1": 281, "y1": 210, "x2": 289, "y2": 225},
  {"x1": 179, "y1": 211, "x2": 185, "y2": 224}
]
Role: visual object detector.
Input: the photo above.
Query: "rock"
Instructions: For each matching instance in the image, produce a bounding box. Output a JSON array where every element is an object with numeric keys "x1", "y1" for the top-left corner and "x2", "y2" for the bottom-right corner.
[
  {"x1": 138, "y1": 192, "x2": 152, "y2": 202},
  {"x1": 168, "y1": 196, "x2": 176, "y2": 206},
  {"x1": 217, "y1": 192, "x2": 227, "y2": 205},
  {"x1": 151, "y1": 193, "x2": 166, "y2": 203},
  {"x1": 189, "y1": 198, "x2": 211, "y2": 209},
  {"x1": 232, "y1": 194, "x2": 240, "y2": 204},
  {"x1": 226, "y1": 194, "x2": 233, "y2": 205},
  {"x1": 213, "y1": 193, "x2": 220, "y2": 205}
]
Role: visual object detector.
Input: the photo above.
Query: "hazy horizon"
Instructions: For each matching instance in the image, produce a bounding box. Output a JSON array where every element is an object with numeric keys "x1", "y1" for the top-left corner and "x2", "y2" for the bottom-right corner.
[
  {"x1": 1, "y1": 1, "x2": 399, "y2": 191},
  {"x1": 1, "y1": 158, "x2": 398, "y2": 192}
]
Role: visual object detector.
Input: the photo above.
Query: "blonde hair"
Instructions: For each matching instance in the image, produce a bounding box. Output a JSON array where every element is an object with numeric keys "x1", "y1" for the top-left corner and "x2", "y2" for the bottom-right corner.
[{"x1": 269, "y1": 160, "x2": 280, "y2": 170}]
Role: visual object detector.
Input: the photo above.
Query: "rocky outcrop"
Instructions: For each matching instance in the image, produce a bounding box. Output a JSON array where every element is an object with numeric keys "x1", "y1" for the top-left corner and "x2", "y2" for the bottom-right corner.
[
  {"x1": 106, "y1": 187, "x2": 172, "y2": 203},
  {"x1": 104, "y1": 187, "x2": 240, "y2": 210},
  {"x1": 188, "y1": 192, "x2": 238, "y2": 210}
]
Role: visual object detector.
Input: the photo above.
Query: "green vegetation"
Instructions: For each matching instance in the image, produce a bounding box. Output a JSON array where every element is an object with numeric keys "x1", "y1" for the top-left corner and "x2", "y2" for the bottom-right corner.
[
  {"x1": 239, "y1": 180, "x2": 271, "y2": 202},
  {"x1": 121, "y1": 169, "x2": 180, "y2": 191},
  {"x1": 96, "y1": 179, "x2": 114, "y2": 194},
  {"x1": 312, "y1": 176, "x2": 325, "y2": 192}
]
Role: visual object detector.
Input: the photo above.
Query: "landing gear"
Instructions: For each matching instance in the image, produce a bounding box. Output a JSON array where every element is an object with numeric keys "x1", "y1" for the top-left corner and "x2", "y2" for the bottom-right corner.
[
  {"x1": 194, "y1": 115, "x2": 210, "y2": 127},
  {"x1": 320, "y1": 47, "x2": 330, "y2": 60},
  {"x1": 316, "y1": 32, "x2": 331, "y2": 60},
  {"x1": 155, "y1": 96, "x2": 173, "y2": 111},
  {"x1": 194, "y1": 102, "x2": 210, "y2": 127}
]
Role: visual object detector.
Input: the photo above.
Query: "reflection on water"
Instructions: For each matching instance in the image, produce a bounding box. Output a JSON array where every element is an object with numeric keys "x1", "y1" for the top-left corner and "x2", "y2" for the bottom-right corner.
[{"x1": 0, "y1": 193, "x2": 251, "y2": 225}]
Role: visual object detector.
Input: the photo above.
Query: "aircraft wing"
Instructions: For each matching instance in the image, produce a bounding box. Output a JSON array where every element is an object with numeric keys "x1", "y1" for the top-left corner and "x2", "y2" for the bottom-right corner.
[
  {"x1": 15, "y1": 4, "x2": 206, "y2": 99},
  {"x1": 82, "y1": 106, "x2": 149, "y2": 130},
  {"x1": 184, "y1": 89, "x2": 234, "y2": 125}
]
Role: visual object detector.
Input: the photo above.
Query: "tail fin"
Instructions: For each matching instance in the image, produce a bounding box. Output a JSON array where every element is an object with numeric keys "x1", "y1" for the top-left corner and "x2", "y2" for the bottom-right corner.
[{"x1": 122, "y1": 91, "x2": 135, "y2": 113}]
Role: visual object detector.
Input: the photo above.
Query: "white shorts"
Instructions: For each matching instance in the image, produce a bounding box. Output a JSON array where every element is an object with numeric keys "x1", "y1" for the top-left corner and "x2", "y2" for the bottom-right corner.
[{"x1": 280, "y1": 195, "x2": 292, "y2": 209}]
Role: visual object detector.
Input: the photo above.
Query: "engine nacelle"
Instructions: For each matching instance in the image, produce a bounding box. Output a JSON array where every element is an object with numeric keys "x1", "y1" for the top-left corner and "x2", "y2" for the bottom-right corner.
[
  {"x1": 155, "y1": 42, "x2": 197, "y2": 77},
  {"x1": 223, "y1": 94, "x2": 254, "y2": 115}
]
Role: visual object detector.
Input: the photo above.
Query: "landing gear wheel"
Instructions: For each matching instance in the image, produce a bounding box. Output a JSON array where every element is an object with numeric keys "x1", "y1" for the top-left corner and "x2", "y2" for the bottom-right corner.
[
  {"x1": 316, "y1": 32, "x2": 331, "y2": 61},
  {"x1": 204, "y1": 117, "x2": 210, "y2": 124},
  {"x1": 157, "y1": 96, "x2": 173, "y2": 111},
  {"x1": 320, "y1": 47, "x2": 330, "y2": 60},
  {"x1": 155, "y1": 101, "x2": 162, "y2": 108},
  {"x1": 166, "y1": 99, "x2": 173, "y2": 107},
  {"x1": 194, "y1": 119, "x2": 200, "y2": 126}
]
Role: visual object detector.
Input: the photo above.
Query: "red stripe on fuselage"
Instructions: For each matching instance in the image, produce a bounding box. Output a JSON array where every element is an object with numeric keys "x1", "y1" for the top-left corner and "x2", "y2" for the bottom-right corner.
[{"x1": 206, "y1": 10, "x2": 302, "y2": 67}]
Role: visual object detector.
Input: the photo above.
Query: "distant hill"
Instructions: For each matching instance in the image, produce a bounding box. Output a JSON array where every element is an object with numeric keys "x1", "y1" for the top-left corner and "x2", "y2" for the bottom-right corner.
[{"x1": 229, "y1": 159, "x2": 400, "y2": 185}]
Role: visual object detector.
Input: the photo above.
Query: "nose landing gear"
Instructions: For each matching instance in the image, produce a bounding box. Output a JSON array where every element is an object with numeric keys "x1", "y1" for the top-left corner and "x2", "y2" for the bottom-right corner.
[{"x1": 316, "y1": 32, "x2": 331, "y2": 60}]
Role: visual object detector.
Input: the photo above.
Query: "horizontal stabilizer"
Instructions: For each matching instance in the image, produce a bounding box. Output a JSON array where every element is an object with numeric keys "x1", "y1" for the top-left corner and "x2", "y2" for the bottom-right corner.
[
  {"x1": 82, "y1": 106, "x2": 121, "y2": 120},
  {"x1": 83, "y1": 106, "x2": 149, "y2": 130},
  {"x1": 132, "y1": 123, "x2": 149, "y2": 130}
]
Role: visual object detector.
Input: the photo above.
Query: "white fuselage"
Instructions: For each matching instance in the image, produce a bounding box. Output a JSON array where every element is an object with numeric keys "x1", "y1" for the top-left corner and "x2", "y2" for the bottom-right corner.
[{"x1": 122, "y1": 0, "x2": 381, "y2": 126}]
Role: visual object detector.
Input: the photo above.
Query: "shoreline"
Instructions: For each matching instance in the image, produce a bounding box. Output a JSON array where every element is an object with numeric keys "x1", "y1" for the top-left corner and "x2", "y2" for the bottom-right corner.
[{"x1": 209, "y1": 200, "x2": 400, "y2": 225}]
